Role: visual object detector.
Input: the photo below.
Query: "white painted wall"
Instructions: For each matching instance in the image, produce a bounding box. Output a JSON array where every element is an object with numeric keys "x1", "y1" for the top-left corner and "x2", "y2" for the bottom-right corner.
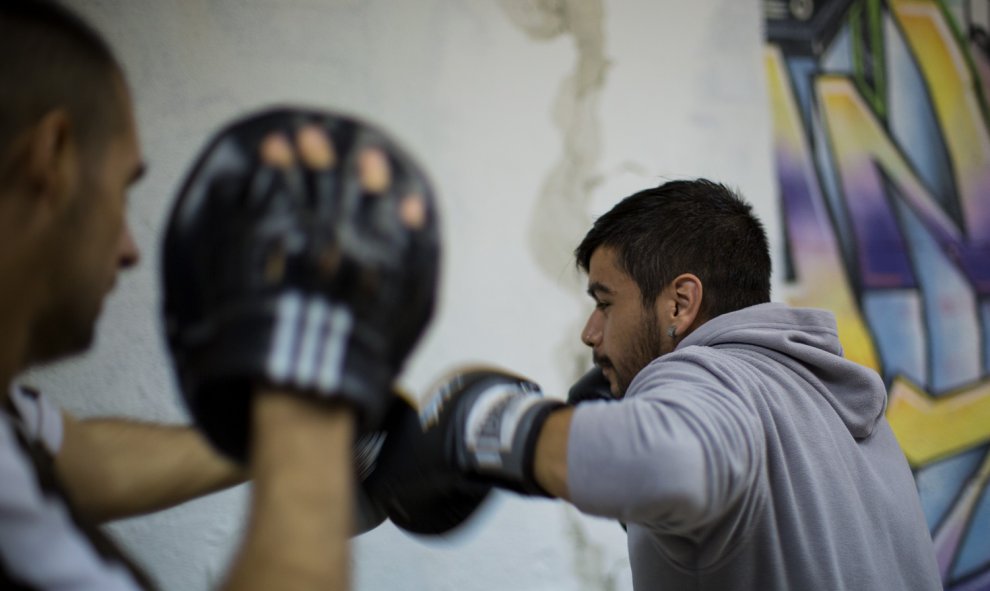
[{"x1": 23, "y1": 1, "x2": 775, "y2": 589}]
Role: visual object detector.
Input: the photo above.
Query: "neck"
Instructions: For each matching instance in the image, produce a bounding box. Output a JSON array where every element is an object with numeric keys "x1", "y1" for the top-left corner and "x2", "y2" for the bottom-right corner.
[
  {"x1": 0, "y1": 212, "x2": 47, "y2": 394},
  {"x1": 0, "y1": 310, "x2": 32, "y2": 399}
]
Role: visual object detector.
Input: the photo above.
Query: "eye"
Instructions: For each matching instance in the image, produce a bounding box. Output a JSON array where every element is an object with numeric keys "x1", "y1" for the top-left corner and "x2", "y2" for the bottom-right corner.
[{"x1": 595, "y1": 299, "x2": 610, "y2": 311}]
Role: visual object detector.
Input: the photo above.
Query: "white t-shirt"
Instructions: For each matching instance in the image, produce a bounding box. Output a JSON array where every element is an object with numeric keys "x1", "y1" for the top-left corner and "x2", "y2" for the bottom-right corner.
[{"x1": 0, "y1": 386, "x2": 147, "y2": 590}]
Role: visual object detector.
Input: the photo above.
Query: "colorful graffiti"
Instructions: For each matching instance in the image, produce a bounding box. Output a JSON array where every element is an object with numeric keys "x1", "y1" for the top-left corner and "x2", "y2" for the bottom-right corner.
[{"x1": 764, "y1": 0, "x2": 990, "y2": 588}]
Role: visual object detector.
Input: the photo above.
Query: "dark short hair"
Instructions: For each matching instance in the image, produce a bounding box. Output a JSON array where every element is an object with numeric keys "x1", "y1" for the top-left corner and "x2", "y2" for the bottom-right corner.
[
  {"x1": 575, "y1": 179, "x2": 771, "y2": 320},
  {"x1": 0, "y1": 1, "x2": 125, "y2": 167}
]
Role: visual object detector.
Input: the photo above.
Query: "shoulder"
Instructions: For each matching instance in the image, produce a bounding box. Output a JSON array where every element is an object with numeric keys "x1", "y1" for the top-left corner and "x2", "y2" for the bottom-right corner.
[
  {"x1": 627, "y1": 346, "x2": 752, "y2": 398},
  {"x1": 7, "y1": 386, "x2": 64, "y2": 455},
  {"x1": 0, "y1": 408, "x2": 144, "y2": 591}
]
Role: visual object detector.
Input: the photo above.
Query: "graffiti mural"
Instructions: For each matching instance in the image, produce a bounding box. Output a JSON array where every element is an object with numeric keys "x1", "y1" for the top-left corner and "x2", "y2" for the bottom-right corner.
[{"x1": 764, "y1": 0, "x2": 990, "y2": 588}]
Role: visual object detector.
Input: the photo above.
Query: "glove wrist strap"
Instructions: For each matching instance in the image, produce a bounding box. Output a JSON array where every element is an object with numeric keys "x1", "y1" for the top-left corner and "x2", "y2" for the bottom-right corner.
[
  {"x1": 460, "y1": 384, "x2": 564, "y2": 496},
  {"x1": 517, "y1": 399, "x2": 565, "y2": 497}
]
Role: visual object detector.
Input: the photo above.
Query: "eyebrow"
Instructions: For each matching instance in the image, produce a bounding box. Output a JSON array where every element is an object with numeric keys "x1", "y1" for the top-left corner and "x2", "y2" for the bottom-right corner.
[{"x1": 586, "y1": 281, "x2": 614, "y2": 299}]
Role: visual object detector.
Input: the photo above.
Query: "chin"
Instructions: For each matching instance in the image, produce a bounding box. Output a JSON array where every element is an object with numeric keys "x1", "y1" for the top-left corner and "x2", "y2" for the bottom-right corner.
[
  {"x1": 43, "y1": 330, "x2": 96, "y2": 366},
  {"x1": 67, "y1": 314, "x2": 99, "y2": 354},
  {"x1": 615, "y1": 371, "x2": 640, "y2": 398},
  {"x1": 32, "y1": 314, "x2": 98, "y2": 366}
]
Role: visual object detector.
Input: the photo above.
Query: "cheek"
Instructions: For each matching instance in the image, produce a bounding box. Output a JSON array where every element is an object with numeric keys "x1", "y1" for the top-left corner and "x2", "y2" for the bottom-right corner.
[
  {"x1": 79, "y1": 191, "x2": 125, "y2": 270},
  {"x1": 609, "y1": 309, "x2": 659, "y2": 373},
  {"x1": 603, "y1": 312, "x2": 631, "y2": 355},
  {"x1": 96, "y1": 189, "x2": 126, "y2": 244},
  {"x1": 86, "y1": 206, "x2": 118, "y2": 254}
]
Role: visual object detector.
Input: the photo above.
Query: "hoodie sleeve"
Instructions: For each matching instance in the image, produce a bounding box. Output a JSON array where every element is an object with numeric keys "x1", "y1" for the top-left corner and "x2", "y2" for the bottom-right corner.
[{"x1": 566, "y1": 352, "x2": 765, "y2": 534}]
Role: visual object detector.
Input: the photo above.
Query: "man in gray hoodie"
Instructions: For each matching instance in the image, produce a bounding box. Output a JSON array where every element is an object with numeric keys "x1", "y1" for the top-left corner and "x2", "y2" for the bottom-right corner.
[{"x1": 369, "y1": 179, "x2": 943, "y2": 590}]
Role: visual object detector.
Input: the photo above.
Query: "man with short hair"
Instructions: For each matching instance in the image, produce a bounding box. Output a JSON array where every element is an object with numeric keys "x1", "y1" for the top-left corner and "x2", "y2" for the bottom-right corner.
[
  {"x1": 370, "y1": 179, "x2": 943, "y2": 590},
  {"x1": 559, "y1": 180, "x2": 941, "y2": 589},
  {"x1": 0, "y1": 2, "x2": 433, "y2": 590}
]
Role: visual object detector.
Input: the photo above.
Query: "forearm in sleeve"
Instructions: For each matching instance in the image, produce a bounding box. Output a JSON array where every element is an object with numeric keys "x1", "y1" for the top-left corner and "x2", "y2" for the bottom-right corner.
[{"x1": 565, "y1": 393, "x2": 761, "y2": 532}]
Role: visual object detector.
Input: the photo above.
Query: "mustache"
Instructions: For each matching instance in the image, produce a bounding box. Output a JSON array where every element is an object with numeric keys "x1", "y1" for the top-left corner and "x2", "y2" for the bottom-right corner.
[{"x1": 593, "y1": 354, "x2": 612, "y2": 370}]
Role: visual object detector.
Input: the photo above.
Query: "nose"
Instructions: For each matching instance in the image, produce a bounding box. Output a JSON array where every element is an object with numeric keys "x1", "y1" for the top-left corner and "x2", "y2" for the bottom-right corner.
[
  {"x1": 118, "y1": 223, "x2": 140, "y2": 269},
  {"x1": 581, "y1": 309, "x2": 602, "y2": 348}
]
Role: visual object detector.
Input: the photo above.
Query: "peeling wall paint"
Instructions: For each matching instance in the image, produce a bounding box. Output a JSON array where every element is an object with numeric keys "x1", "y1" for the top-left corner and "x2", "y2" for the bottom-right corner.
[{"x1": 498, "y1": 0, "x2": 611, "y2": 382}]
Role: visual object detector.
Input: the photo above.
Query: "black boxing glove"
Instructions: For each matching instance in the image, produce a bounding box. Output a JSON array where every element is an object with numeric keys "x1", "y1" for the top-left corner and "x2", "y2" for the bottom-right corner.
[
  {"x1": 567, "y1": 367, "x2": 615, "y2": 405},
  {"x1": 352, "y1": 428, "x2": 390, "y2": 535},
  {"x1": 361, "y1": 395, "x2": 493, "y2": 535},
  {"x1": 162, "y1": 107, "x2": 440, "y2": 461},
  {"x1": 365, "y1": 367, "x2": 564, "y2": 535}
]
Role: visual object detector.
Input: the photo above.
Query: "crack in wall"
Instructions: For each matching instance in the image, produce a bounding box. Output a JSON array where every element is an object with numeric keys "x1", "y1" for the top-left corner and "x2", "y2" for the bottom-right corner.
[
  {"x1": 497, "y1": 0, "x2": 610, "y2": 384},
  {"x1": 562, "y1": 505, "x2": 624, "y2": 591},
  {"x1": 498, "y1": 2, "x2": 623, "y2": 588}
]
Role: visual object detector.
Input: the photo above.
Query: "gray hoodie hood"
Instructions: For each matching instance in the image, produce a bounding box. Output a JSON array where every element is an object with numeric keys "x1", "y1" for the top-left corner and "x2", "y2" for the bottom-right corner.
[{"x1": 674, "y1": 303, "x2": 886, "y2": 439}]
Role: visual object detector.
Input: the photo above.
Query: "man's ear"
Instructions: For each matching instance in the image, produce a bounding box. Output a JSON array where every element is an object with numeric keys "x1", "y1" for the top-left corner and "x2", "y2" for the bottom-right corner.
[
  {"x1": 22, "y1": 109, "x2": 79, "y2": 210},
  {"x1": 661, "y1": 273, "x2": 703, "y2": 333}
]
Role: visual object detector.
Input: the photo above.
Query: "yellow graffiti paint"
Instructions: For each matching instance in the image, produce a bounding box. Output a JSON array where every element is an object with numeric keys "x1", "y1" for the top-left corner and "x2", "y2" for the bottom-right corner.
[
  {"x1": 764, "y1": 47, "x2": 879, "y2": 370},
  {"x1": 888, "y1": 377, "x2": 990, "y2": 467},
  {"x1": 891, "y1": 0, "x2": 990, "y2": 241},
  {"x1": 817, "y1": 75, "x2": 960, "y2": 235}
]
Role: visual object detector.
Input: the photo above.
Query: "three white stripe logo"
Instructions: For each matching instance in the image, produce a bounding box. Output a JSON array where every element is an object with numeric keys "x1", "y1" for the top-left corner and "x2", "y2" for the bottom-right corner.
[{"x1": 267, "y1": 292, "x2": 354, "y2": 394}]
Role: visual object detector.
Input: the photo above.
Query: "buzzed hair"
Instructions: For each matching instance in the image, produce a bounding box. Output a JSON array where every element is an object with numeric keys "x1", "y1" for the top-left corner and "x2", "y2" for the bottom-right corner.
[
  {"x1": 575, "y1": 179, "x2": 772, "y2": 320},
  {"x1": 0, "y1": 1, "x2": 126, "y2": 166}
]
